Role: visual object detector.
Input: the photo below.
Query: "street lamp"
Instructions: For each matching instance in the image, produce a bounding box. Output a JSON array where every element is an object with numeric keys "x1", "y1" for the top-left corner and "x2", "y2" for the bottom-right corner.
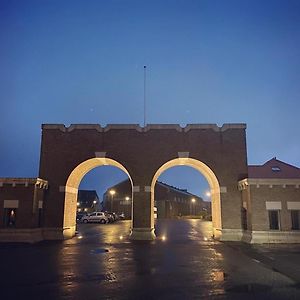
[
  {"x1": 109, "y1": 190, "x2": 116, "y2": 212},
  {"x1": 125, "y1": 196, "x2": 131, "y2": 219},
  {"x1": 191, "y1": 198, "x2": 196, "y2": 215}
]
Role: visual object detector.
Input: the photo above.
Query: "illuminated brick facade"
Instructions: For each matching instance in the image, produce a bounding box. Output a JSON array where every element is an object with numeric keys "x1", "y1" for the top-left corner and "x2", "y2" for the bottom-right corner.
[{"x1": 103, "y1": 179, "x2": 211, "y2": 219}]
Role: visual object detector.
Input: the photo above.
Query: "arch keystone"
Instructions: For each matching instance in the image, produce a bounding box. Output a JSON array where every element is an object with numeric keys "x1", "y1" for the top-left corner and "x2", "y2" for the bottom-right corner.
[
  {"x1": 178, "y1": 152, "x2": 189, "y2": 158},
  {"x1": 95, "y1": 152, "x2": 106, "y2": 158}
]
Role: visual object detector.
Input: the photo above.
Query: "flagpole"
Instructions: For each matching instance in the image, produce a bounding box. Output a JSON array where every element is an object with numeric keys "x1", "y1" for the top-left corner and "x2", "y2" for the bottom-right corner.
[{"x1": 143, "y1": 65, "x2": 146, "y2": 127}]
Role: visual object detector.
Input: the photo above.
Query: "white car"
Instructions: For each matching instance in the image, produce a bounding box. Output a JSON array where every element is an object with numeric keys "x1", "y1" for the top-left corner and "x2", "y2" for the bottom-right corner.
[{"x1": 81, "y1": 212, "x2": 108, "y2": 224}]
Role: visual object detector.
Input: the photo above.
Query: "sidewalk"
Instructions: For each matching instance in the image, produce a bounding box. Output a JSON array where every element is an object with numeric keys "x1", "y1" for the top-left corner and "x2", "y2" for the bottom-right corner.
[{"x1": 225, "y1": 241, "x2": 300, "y2": 283}]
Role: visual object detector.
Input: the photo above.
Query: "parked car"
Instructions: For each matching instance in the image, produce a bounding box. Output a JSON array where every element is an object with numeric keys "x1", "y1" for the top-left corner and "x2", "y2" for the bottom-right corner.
[
  {"x1": 76, "y1": 212, "x2": 86, "y2": 223},
  {"x1": 105, "y1": 212, "x2": 119, "y2": 223},
  {"x1": 81, "y1": 212, "x2": 108, "y2": 224},
  {"x1": 118, "y1": 213, "x2": 125, "y2": 220}
]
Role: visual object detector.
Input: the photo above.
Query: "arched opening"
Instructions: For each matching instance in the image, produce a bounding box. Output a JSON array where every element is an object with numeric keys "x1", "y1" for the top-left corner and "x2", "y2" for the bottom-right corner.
[
  {"x1": 63, "y1": 158, "x2": 133, "y2": 239},
  {"x1": 154, "y1": 166, "x2": 211, "y2": 219},
  {"x1": 151, "y1": 158, "x2": 221, "y2": 239}
]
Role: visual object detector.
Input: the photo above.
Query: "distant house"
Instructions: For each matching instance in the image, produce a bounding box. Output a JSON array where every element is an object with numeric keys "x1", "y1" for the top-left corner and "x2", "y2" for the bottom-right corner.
[
  {"x1": 103, "y1": 179, "x2": 211, "y2": 219},
  {"x1": 239, "y1": 158, "x2": 300, "y2": 243},
  {"x1": 77, "y1": 190, "x2": 101, "y2": 213}
]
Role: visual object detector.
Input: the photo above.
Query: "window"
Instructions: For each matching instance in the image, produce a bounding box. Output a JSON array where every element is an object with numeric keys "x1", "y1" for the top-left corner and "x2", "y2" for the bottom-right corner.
[
  {"x1": 269, "y1": 210, "x2": 280, "y2": 230},
  {"x1": 271, "y1": 166, "x2": 281, "y2": 172},
  {"x1": 291, "y1": 210, "x2": 300, "y2": 230},
  {"x1": 3, "y1": 208, "x2": 17, "y2": 228}
]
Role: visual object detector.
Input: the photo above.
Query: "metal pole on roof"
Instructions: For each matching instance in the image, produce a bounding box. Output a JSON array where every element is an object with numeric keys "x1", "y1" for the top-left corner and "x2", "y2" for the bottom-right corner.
[{"x1": 143, "y1": 65, "x2": 146, "y2": 127}]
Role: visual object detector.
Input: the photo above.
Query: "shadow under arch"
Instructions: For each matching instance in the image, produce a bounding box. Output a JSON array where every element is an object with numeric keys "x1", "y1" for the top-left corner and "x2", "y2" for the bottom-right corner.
[
  {"x1": 63, "y1": 157, "x2": 133, "y2": 239},
  {"x1": 150, "y1": 158, "x2": 222, "y2": 238}
]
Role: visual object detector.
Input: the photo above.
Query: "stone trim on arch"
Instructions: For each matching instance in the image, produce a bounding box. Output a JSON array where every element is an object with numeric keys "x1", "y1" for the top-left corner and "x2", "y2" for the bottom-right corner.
[
  {"x1": 63, "y1": 157, "x2": 133, "y2": 239},
  {"x1": 150, "y1": 158, "x2": 222, "y2": 238}
]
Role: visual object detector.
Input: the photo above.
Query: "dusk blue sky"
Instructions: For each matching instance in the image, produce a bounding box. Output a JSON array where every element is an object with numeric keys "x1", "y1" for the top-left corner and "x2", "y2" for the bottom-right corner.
[{"x1": 1, "y1": 0, "x2": 299, "y2": 200}]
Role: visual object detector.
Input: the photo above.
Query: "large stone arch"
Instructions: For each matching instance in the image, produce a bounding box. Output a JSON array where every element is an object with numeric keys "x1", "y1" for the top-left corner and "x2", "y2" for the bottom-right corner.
[
  {"x1": 63, "y1": 158, "x2": 133, "y2": 239},
  {"x1": 39, "y1": 123, "x2": 248, "y2": 241},
  {"x1": 151, "y1": 158, "x2": 221, "y2": 238}
]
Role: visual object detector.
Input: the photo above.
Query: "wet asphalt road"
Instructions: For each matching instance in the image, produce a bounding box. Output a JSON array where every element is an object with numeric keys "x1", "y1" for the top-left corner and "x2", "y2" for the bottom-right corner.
[{"x1": 0, "y1": 219, "x2": 300, "y2": 299}]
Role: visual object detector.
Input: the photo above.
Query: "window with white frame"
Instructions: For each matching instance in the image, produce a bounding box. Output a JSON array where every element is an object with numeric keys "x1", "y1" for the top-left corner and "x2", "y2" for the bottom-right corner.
[
  {"x1": 268, "y1": 210, "x2": 280, "y2": 230},
  {"x1": 291, "y1": 210, "x2": 300, "y2": 230}
]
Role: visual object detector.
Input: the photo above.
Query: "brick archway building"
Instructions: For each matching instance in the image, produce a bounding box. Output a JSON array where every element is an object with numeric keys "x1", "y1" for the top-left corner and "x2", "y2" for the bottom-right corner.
[{"x1": 39, "y1": 123, "x2": 248, "y2": 241}]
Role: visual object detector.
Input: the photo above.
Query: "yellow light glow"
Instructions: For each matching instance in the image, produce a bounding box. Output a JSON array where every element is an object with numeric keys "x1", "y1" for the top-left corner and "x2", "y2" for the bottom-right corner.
[
  {"x1": 150, "y1": 157, "x2": 222, "y2": 237},
  {"x1": 206, "y1": 191, "x2": 211, "y2": 197},
  {"x1": 162, "y1": 235, "x2": 166, "y2": 241},
  {"x1": 204, "y1": 237, "x2": 208, "y2": 241},
  {"x1": 109, "y1": 190, "x2": 116, "y2": 196},
  {"x1": 63, "y1": 157, "x2": 133, "y2": 239},
  {"x1": 84, "y1": 208, "x2": 88, "y2": 212},
  {"x1": 77, "y1": 202, "x2": 80, "y2": 206},
  {"x1": 125, "y1": 196, "x2": 130, "y2": 201},
  {"x1": 119, "y1": 235, "x2": 123, "y2": 240},
  {"x1": 191, "y1": 198, "x2": 196, "y2": 203},
  {"x1": 78, "y1": 235, "x2": 83, "y2": 239}
]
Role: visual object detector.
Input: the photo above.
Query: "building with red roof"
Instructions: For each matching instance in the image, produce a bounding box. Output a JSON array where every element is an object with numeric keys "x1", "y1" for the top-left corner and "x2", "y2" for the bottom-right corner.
[{"x1": 239, "y1": 158, "x2": 300, "y2": 243}]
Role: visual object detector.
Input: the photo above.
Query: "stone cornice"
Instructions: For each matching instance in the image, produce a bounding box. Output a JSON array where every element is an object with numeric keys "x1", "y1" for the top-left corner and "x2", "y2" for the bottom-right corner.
[
  {"x1": 0, "y1": 178, "x2": 48, "y2": 189},
  {"x1": 42, "y1": 123, "x2": 247, "y2": 133},
  {"x1": 238, "y1": 178, "x2": 300, "y2": 190}
]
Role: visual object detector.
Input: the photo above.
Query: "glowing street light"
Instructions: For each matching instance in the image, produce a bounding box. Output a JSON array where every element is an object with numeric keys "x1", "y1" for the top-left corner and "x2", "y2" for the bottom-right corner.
[
  {"x1": 190, "y1": 198, "x2": 196, "y2": 215},
  {"x1": 77, "y1": 202, "x2": 80, "y2": 206},
  {"x1": 125, "y1": 196, "x2": 130, "y2": 201},
  {"x1": 109, "y1": 190, "x2": 116, "y2": 212},
  {"x1": 93, "y1": 200, "x2": 97, "y2": 212}
]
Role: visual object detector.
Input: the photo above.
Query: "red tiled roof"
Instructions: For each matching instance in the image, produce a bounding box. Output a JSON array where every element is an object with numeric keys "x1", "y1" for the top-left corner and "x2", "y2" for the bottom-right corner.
[{"x1": 248, "y1": 158, "x2": 300, "y2": 179}]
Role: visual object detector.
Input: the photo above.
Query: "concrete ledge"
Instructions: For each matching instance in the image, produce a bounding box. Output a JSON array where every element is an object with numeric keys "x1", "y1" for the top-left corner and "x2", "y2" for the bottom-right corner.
[
  {"x1": 43, "y1": 226, "x2": 76, "y2": 240},
  {"x1": 243, "y1": 230, "x2": 300, "y2": 244},
  {"x1": 0, "y1": 226, "x2": 77, "y2": 243},
  {"x1": 0, "y1": 228, "x2": 44, "y2": 243},
  {"x1": 219, "y1": 229, "x2": 243, "y2": 241},
  {"x1": 213, "y1": 228, "x2": 222, "y2": 240},
  {"x1": 129, "y1": 227, "x2": 156, "y2": 240},
  {"x1": 42, "y1": 123, "x2": 247, "y2": 133},
  {"x1": 63, "y1": 226, "x2": 76, "y2": 239},
  {"x1": 42, "y1": 227, "x2": 65, "y2": 240}
]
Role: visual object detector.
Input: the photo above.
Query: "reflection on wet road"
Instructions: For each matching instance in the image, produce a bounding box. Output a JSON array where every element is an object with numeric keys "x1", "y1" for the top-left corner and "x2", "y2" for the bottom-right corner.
[{"x1": 0, "y1": 219, "x2": 299, "y2": 299}]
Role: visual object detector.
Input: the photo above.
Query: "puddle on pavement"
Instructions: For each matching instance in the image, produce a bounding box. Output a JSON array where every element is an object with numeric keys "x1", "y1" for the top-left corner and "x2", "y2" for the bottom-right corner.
[
  {"x1": 62, "y1": 273, "x2": 117, "y2": 284},
  {"x1": 90, "y1": 248, "x2": 109, "y2": 254},
  {"x1": 212, "y1": 271, "x2": 226, "y2": 281},
  {"x1": 226, "y1": 283, "x2": 272, "y2": 293}
]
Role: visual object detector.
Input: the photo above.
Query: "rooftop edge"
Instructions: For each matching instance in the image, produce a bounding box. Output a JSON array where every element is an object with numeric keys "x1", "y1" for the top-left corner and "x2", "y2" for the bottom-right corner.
[{"x1": 42, "y1": 123, "x2": 247, "y2": 133}]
